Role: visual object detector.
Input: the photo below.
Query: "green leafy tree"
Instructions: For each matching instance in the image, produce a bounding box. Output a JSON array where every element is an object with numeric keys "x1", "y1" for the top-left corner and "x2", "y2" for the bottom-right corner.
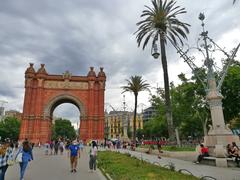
[
  {"x1": 149, "y1": 72, "x2": 210, "y2": 140},
  {"x1": 229, "y1": 118, "x2": 240, "y2": 129},
  {"x1": 222, "y1": 62, "x2": 240, "y2": 123},
  {"x1": 127, "y1": 126, "x2": 132, "y2": 139},
  {"x1": 171, "y1": 74, "x2": 209, "y2": 138},
  {"x1": 136, "y1": 129, "x2": 144, "y2": 140},
  {"x1": 52, "y1": 118, "x2": 76, "y2": 140},
  {"x1": 122, "y1": 76, "x2": 150, "y2": 145},
  {"x1": 135, "y1": 0, "x2": 190, "y2": 140},
  {"x1": 0, "y1": 116, "x2": 21, "y2": 141}
]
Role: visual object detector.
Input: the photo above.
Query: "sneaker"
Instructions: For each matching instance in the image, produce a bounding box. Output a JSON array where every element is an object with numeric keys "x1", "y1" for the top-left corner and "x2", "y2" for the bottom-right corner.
[
  {"x1": 74, "y1": 169, "x2": 77, "y2": 173},
  {"x1": 196, "y1": 161, "x2": 199, "y2": 164},
  {"x1": 71, "y1": 169, "x2": 74, "y2": 173}
]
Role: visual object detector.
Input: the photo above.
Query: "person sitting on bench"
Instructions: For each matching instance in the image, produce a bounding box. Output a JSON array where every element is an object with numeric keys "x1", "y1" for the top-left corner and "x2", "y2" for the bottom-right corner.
[
  {"x1": 195, "y1": 144, "x2": 209, "y2": 164},
  {"x1": 231, "y1": 142, "x2": 240, "y2": 167}
]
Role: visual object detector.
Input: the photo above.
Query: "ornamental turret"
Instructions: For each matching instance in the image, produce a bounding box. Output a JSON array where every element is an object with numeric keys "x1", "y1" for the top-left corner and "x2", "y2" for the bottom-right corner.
[
  {"x1": 87, "y1": 67, "x2": 96, "y2": 81},
  {"x1": 36, "y1": 64, "x2": 48, "y2": 79},
  {"x1": 25, "y1": 63, "x2": 35, "y2": 78},
  {"x1": 97, "y1": 67, "x2": 106, "y2": 81}
]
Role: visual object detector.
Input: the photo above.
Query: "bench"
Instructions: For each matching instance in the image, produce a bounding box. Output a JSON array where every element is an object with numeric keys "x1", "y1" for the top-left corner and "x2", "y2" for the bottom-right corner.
[{"x1": 202, "y1": 156, "x2": 237, "y2": 167}]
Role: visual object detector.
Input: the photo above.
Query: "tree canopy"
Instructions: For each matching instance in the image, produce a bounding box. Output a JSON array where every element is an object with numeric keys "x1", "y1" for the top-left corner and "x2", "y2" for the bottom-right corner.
[
  {"x1": 142, "y1": 62, "x2": 240, "y2": 140},
  {"x1": 0, "y1": 116, "x2": 21, "y2": 141},
  {"x1": 52, "y1": 118, "x2": 77, "y2": 140}
]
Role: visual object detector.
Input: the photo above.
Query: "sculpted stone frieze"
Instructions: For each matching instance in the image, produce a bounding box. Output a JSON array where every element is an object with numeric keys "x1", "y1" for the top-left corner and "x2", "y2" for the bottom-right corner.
[{"x1": 44, "y1": 80, "x2": 88, "y2": 89}]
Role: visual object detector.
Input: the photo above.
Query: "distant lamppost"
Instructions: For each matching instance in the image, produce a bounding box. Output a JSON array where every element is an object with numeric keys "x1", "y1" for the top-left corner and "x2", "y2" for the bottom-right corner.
[
  {"x1": 122, "y1": 95, "x2": 129, "y2": 140},
  {"x1": 169, "y1": 13, "x2": 240, "y2": 165}
]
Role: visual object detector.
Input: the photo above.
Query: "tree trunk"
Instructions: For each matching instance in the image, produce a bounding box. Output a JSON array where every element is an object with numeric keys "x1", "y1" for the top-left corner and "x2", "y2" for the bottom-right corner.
[
  {"x1": 160, "y1": 35, "x2": 175, "y2": 141},
  {"x1": 133, "y1": 93, "x2": 138, "y2": 146}
]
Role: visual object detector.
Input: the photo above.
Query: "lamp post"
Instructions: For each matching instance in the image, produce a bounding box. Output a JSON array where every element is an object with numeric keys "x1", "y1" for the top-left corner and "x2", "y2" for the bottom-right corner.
[
  {"x1": 172, "y1": 13, "x2": 240, "y2": 166},
  {"x1": 122, "y1": 95, "x2": 129, "y2": 141},
  {"x1": 151, "y1": 41, "x2": 160, "y2": 59}
]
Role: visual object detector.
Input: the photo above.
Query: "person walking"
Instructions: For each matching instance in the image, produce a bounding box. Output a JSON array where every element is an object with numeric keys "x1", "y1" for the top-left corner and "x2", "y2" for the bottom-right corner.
[
  {"x1": 0, "y1": 142, "x2": 14, "y2": 180},
  {"x1": 68, "y1": 140, "x2": 80, "y2": 173},
  {"x1": 49, "y1": 140, "x2": 54, "y2": 155},
  {"x1": 79, "y1": 140, "x2": 84, "y2": 152},
  {"x1": 59, "y1": 141, "x2": 64, "y2": 155},
  {"x1": 54, "y1": 140, "x2": 59, "y2": 155},
  {"x1": 44, "y1": 141, "x2": 49, "y2": 155},
  {"x1": 16, "y1": 140, "x2": 33, "y2": 180},
  {"x1": 89, "y1": 141, "x2": 98, "y2": 172}
]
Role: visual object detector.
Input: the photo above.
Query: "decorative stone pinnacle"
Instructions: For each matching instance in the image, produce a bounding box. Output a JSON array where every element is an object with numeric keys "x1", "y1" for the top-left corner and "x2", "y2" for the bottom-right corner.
[{"x1": 63, "y1": 70, "x2": 72, "y2": 79}]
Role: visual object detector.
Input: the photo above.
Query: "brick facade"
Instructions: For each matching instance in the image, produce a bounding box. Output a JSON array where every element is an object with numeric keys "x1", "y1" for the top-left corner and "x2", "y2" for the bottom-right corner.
[{"x1": 19, "y1": 63, "x2": 106, "y2": 143}]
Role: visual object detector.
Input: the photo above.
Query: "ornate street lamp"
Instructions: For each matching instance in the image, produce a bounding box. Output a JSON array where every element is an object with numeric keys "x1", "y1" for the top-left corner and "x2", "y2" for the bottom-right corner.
[
  {"x1": 151, "y1": 41, "x2": 160, "y2": 59},
  {"x1": 173, "y1": 13, "x2": 240, "y2": 166}
]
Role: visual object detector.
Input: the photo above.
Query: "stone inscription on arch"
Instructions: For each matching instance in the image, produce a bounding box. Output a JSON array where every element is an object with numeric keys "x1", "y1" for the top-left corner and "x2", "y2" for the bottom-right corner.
[
  {"x1": 19, "y1": 63, "x2": 106, "y2": 143},
  {"x1": 44, "y1": 81, "x2": 89, "y2": 89}
]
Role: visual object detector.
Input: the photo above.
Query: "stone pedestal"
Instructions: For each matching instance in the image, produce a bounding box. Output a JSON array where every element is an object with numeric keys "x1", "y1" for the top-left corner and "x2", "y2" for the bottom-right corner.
[
  {"x1": 204, "y1": 134, "x2": 240, "y2": 157},
  {"x1": 215, "y1": 158, "x2": 228, "y2": 167},
  {"x1": 204, "y1": 79, "x2": 240, "y2": 166}
]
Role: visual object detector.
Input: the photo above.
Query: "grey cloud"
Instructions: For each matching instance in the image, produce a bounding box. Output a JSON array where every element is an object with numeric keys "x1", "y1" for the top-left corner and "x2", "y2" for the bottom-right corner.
[{"x1": 0, "y1": 0, "x2": 239, "y2": 113}]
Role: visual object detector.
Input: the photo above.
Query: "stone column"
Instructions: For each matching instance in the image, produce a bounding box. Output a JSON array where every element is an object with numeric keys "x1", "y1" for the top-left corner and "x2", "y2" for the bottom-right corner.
[{"x1": 204, "y1": 79, "x2": 240, "y2": 160}]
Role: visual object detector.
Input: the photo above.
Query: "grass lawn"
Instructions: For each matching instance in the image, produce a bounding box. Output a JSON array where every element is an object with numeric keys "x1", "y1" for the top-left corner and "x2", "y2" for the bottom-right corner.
[
  {"x1": 98, "y1": 151, "x2": 199, "y2": 180},
  {"x1": 162, "y1": 146, "x2": 196, "y2": 152},
  {"x1": 139, "y1": 145, "x2": 196, "y2": 152}
]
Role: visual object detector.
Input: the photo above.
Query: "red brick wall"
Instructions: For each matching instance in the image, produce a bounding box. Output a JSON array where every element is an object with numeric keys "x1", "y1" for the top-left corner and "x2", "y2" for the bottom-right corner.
[{"x1": 20, "y1": 64, "x2": 106, "y2": 144}]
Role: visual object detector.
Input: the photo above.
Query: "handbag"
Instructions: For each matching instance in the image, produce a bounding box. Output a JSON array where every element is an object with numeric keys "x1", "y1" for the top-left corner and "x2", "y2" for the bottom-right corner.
[
  {"x1": 16, "y1": 152, "x2": 23, "y2": 163},
  {"x1": 7, "y1": 159, "x2": 14, "y2": 166}
]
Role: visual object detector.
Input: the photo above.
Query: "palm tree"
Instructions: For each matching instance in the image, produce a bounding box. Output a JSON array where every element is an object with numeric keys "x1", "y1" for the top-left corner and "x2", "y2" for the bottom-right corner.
[
  {"x1": 135, "y1": 0, "x2": 190, "y2": 140},
  {"x1": 122, "y1": 76, "x2": 150, "y2": 145}
]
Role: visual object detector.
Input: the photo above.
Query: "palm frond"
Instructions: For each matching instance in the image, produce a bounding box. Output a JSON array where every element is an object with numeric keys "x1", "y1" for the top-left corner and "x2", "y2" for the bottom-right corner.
[{"x1": 135, "y1": 0, "x2": 190, "y2": 50}]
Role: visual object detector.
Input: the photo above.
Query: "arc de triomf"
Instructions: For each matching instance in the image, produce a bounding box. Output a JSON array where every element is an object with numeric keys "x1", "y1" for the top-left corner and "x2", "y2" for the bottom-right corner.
[{"x1": 19, "y1": 63, "x2": 106, "y2": 143}]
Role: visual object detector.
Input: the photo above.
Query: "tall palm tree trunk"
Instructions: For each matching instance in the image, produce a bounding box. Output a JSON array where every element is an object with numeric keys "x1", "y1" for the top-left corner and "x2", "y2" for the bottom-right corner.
[
  {"x1": 133, "y1": 93, "x2": 138, "y2": 145},
  {"x1": 160, "y1": 35, "x2": 175, "y2": 141}
]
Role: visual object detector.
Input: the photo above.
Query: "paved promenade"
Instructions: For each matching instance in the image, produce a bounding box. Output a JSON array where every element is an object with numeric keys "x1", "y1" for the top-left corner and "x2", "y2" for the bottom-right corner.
[
  {"x1": 114, "y1": 149, "x2": 240, "y2": 180},
  {"x1": 5, "y1": 147, "x2": 106, "y2": 180}
]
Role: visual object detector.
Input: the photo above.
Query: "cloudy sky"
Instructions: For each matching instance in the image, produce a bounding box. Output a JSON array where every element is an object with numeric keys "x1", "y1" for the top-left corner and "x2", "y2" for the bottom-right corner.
[{"x1": 0, "y1": 0, "x2": 239, "y2": 126}]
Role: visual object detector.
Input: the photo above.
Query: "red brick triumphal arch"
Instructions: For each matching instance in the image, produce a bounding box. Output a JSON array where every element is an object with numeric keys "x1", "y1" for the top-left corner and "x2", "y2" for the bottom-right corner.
[{"x1": 19, "y1": 63, "x2": 106, "y2": 143}]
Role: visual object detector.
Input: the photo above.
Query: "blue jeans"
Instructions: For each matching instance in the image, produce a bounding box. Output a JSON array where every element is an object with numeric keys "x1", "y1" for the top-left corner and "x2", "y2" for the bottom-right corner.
[
  {"x1": 20, "y1": 161, "x2": 28, "y2": 180},
  {"x1": 89, "y1": 155, "x2": 97, "y2": 170},
  {"x1": 0, "y1": 165, "x2": 8, "y2": 180}
]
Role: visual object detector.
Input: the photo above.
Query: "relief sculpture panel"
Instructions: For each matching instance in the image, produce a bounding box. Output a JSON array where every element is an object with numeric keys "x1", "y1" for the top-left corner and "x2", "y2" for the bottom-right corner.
[{"x1": 44, "y1": 80, "x2": 88, "y2": 89}]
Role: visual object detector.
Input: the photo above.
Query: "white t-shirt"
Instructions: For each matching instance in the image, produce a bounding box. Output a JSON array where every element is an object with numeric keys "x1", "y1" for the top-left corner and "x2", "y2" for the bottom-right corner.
[{"x1": 90, "y1": 146, "x2": 97, "y2": 156}]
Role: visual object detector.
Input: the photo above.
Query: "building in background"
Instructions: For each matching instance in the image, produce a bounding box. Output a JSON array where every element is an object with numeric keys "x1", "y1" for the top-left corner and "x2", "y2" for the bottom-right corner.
[
  {"x1": 5, "y1": 110, "x2": 22, "y2": 121},
  {"x1": 0, "y1": 100, "x2": 8, "y2": 121},
  {"x1": 142, "y1": 106, "x2": 156, "y2": 123},
  {"x1": 105, "y1": 111, "x2": 143, "y2": 140}
]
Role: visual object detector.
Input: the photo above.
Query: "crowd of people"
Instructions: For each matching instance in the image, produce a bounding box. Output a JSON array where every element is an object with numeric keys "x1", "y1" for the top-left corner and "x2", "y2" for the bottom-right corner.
[
  {"x1": 0, "y1": 139, "x2": 33, "y2": 180},
  {"x1": 1, "y1": 137, "x2": 239, "y2": 179},
  {"x1": 0, "y1": 138, "x2": 99, "y2": 180}
]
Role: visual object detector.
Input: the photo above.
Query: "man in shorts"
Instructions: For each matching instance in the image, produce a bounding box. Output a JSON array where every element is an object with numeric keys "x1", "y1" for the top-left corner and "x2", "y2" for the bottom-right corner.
[{"x1": 68, "y1": 140, "x2": 80, "y2": 173}]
